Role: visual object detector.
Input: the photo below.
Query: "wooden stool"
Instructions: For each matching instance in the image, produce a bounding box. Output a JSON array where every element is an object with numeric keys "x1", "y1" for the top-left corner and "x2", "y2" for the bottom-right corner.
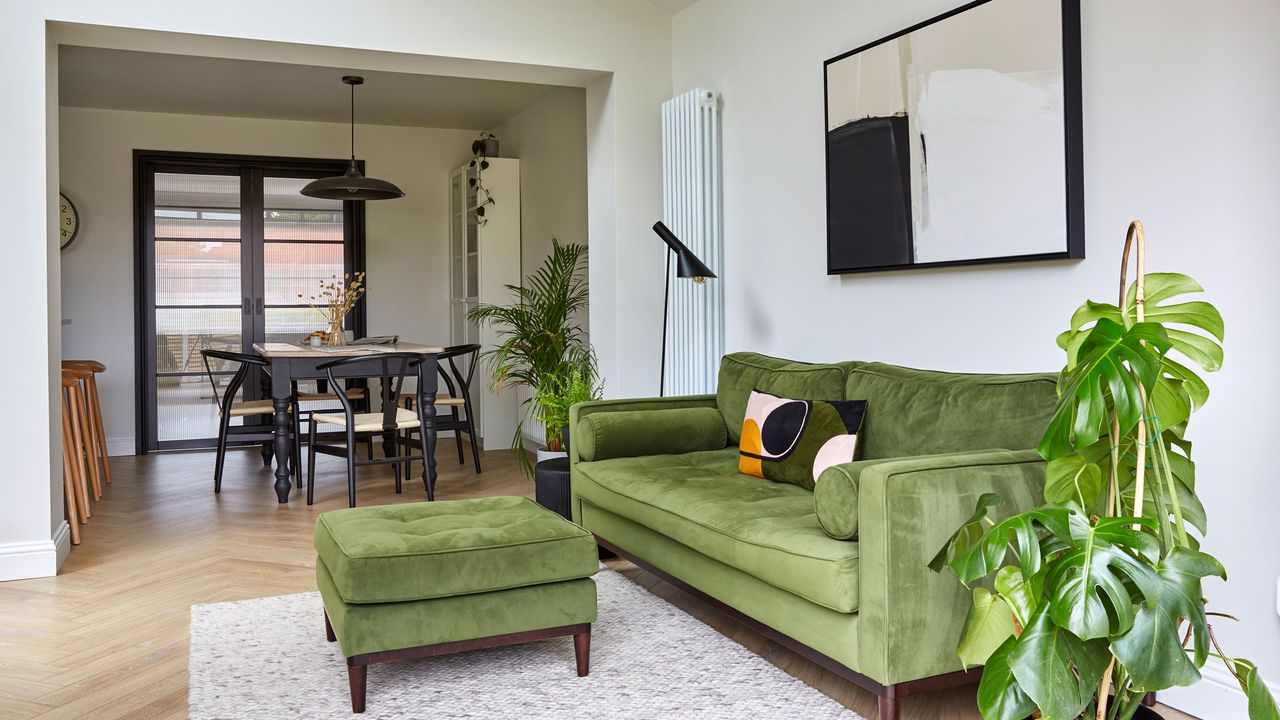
[
  {"x1": 62, "y1": 360, "x2": 111, "y2": 489},
  {"x1": 60, "y1": 370, "x2": 90, "y2": 543}
]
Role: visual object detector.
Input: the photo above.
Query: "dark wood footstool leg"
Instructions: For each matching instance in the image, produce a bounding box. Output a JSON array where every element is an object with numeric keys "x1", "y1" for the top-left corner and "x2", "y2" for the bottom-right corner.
[
  {"x1": 877, "y1": 694, "x2": 899, "y2": 720},
  {"x1": 324, "y1": 610, "x2": 336, "y2": 642},
  {"x1": 574, "y1": 629, "x2": 591, "y2": 677},
  {"x1": 347, "y1": 661, "x2": 367, "y2": 713}
]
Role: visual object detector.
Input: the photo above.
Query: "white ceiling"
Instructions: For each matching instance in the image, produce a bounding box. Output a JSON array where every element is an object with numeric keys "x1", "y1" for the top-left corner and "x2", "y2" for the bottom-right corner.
[
  {"x1": 58, "y1": 46, "x2": 562, "y2": 130},
  {"x1": 647, "y1": 0, "x2": 701, "y2": 15}
]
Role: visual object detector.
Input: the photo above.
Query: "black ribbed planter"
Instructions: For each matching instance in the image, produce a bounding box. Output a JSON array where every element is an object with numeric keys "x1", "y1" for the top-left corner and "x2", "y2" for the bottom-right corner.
[
  {"x1": 535, "y1": 457, "x2": 572, "y2": 521},
  {"x1": 1025, "y1": 702, "x2": 1162, "y2": 719}
]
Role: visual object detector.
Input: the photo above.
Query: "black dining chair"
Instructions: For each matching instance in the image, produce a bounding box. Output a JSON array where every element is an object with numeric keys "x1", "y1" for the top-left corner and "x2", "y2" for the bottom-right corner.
[
  {"x1": 201, "y1": 349, "x2": 298, "y2": 493},
  {"x1": 402, "y1": 343, "x2": 482, "y2": 473},
  {"x1": 306, "y1": 352, "x2": 439, "y2": 507}
]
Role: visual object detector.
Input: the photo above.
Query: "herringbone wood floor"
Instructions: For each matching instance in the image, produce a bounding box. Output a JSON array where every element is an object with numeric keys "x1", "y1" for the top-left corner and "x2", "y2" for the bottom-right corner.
[{"x1": 0, "y1": 447, "x2": 1196, "y2": 720}]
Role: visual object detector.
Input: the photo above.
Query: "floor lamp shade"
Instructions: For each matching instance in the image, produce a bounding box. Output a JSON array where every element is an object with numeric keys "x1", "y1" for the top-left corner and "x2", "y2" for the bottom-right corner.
[
  {"x1": 653, "y1": 221, "x2": 717, "y2": 395},
  {"x1": 653, "y1": 221, "x2": 716, "y2": 281}
]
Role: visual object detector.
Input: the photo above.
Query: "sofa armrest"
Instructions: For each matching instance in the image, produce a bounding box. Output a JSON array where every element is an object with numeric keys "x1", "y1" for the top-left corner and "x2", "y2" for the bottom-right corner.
[
  {"x1": 853, "y1": 448, "x2": 1045, "y2": 685},
  {"x1": 569, "y1": 395, "x2": 719, "y2": 522}
]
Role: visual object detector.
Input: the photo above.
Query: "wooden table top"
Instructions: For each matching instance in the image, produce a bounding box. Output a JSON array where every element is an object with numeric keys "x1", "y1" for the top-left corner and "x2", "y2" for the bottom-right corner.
[{"x1": 253, "y1": 342, "x2": 445, "y2": 358}]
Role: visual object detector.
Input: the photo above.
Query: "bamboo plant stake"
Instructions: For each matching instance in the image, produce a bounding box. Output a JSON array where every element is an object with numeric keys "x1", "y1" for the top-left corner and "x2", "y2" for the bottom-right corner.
[{"x1": 1123, "y1": 221, "x2": 1148, "y2": 525}]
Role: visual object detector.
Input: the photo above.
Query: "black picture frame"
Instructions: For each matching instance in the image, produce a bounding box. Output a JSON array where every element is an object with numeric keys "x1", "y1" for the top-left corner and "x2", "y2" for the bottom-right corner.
[{"x1": 823, "y1": 0, "x2": 1084, "y2": 275}]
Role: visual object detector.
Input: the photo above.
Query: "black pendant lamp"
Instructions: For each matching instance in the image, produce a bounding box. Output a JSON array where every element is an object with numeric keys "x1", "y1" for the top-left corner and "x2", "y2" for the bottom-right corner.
[{"x1": 301, "y1": 76, "x2": 405, "y2": 201}]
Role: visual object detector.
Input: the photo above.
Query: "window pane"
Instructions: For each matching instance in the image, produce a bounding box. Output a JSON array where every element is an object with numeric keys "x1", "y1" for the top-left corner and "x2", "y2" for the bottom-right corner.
[
  {"x1": 157, "y1": 374, "x2": 248, "y2": 442},
  {"x1": 154, "y1": 172, "x2": 241, "y2": 239},
  {"x1": 155, "y1": 308, "x2": 241, "y2": 373},
  {"x1": 263, "y1": 177, "x2": 344, "y2": 241},
  {"x1": 265, "y1": 306, "x2": 330, "y2": 344},
  {"x1": 155, "y1": 240, "x2": 241, "y2": 306},
  {"x1": 264, "y1": 242, "x2": 346, "y2": 305}
]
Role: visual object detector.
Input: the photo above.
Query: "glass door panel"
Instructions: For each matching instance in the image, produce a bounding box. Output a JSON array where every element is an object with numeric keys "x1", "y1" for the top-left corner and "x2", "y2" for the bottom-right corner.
[
  {"x1": 262, "y1": 177, "x2": 347, "y2": 344},
  {"x1": 140, "y1": 156, "x2": 361, "y2": 452},
  {"x1": 152, "y1": 172, "x2": 244, "y2": 443}
]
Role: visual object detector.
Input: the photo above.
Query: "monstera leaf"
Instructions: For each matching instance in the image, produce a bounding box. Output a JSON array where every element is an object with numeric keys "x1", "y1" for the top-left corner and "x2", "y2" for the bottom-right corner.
[
  {"x1": 1008, "y1": 606, "x2": 1111, "y2": 720},
  {"x1": 1046, "y1": 513, "x2": 1163, "y2": 640},
  {"x1": 1231, "y1": 659, "x2": 1280, "y2": 720},
  {"x1": 1060, "y1": 273, "x2": 1224, "y2": 377},
  {"x1": 995, "y1": 565, "x2": 1042, "y2": 629},
  {"x1": 1044, "y1": 453, "x2": 1103, "y2": 507},
  {"x1": 1039, "y1": 319, "x2": 1170, "y2": 461},
  {"x1": 1111, "y1": 548, "x2": 1226, "y2": 690},
  {"x1": 976, "y1": 636, "x2": 1038, "y2": 720},
  {"x1": 929, "y1": 495, "x2": 1072, "y2": 586},
  {"x1": 956, "y1": 587, "x2": 1017, "y2": 667}
]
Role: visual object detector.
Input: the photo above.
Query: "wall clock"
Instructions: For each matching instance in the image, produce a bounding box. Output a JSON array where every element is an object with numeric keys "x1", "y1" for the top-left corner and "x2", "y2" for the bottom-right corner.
[{"x1": 59, "y1": 192, "x2": 80, "y2": 250}]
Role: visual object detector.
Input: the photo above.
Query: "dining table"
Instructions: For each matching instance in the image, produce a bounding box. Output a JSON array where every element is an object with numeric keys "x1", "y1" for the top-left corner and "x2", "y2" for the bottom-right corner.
[{"x1": 253, "y1": 341, "x2": 444, "y2": 503}]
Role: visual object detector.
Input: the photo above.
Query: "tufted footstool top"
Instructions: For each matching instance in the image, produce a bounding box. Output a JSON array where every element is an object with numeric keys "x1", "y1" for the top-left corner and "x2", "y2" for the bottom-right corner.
[{"x1": 314, "y1": 496, "x2": 599, "y2": 604}]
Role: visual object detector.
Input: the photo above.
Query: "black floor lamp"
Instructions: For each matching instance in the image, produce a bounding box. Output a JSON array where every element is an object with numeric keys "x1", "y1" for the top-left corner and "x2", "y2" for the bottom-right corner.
[{"x1": 652, "y1": 221, "x2": 717, "y2": 397}]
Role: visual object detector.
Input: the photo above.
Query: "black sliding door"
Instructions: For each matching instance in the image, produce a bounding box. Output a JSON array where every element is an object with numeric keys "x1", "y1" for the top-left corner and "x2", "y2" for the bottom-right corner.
[{"x1": 135, "y1": 151, "x2": 366, "y2": 452}]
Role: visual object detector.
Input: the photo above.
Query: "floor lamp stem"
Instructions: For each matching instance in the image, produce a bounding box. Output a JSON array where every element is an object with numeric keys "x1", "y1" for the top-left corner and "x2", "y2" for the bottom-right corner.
[{"x1": 660, "y1": 248, "x2": 671, "y2": 397}]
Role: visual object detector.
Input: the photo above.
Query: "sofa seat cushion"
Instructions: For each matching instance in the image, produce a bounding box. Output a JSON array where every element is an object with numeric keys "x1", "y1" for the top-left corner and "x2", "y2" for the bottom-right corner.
[
  {"x1": 576, "y1": 448, "x2": 860, "y2": 613},
  {"x1": 314, "y1": 496, "x2": 599, "y2": 604}
]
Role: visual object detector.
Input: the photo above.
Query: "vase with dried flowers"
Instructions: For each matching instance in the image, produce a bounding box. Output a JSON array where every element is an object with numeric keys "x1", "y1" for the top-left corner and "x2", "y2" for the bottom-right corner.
[{"x1": 299, "y1": 272, "x2": 366, "y2": 346}]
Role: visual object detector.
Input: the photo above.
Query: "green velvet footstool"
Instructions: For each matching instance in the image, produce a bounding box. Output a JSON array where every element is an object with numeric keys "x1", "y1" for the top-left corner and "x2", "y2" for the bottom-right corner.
[{"x1": 314, "y1": 496, "x2": 599, "y2": 713}]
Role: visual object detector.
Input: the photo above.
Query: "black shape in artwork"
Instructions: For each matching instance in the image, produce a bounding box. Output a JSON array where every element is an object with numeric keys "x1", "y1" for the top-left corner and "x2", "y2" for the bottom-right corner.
[{"x1": 826, "y1": 115, "x2": 913, "y2": 271}]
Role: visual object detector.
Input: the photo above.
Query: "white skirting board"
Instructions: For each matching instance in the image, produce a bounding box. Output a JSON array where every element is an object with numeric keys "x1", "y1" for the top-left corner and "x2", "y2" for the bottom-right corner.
[
  {"x1": 107, "y1": 436, "x2": 135, "y2": 457},
  {"x1": 1161, "y1": 662, "x2": 1280, "y2": 719},
  {"x1": 0, "y1": 521, "x2": 71, "y2": 581}
]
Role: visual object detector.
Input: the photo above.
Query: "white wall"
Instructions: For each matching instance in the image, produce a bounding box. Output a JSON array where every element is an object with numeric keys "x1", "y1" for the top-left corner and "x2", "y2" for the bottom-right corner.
[
  {"x1": 492, "y1": 86, "x2": 590, "y2": 446},
  {"x1": 673, "y1": 0, "x2": 1280, "y2": 711},
  {"x1": 0, "y1": 0, "x2": 671, "y2": 580},
  {"x1": 58, "y1": 106, "x2": 477, "y2": 453},
  {"x1": 493, "y1": 86, "x2": 589, "y2": 285}
]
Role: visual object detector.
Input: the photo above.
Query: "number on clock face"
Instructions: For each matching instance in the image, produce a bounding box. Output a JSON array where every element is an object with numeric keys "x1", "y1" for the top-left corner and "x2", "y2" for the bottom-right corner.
[{"x1": 59, "y1": 193, "x2": 79, "y2": 249}]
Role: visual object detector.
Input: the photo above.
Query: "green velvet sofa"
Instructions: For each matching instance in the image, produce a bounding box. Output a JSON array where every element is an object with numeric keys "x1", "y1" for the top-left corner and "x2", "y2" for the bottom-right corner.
[{"x1": 569, "y1": 352, "x2": 1057, "y2": 720}]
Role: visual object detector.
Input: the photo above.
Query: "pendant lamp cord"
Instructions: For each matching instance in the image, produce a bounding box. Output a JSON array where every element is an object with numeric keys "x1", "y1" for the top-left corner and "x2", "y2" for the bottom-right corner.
[{"x1": 349, "y1": 81, "x2": 356, "y2": 161}]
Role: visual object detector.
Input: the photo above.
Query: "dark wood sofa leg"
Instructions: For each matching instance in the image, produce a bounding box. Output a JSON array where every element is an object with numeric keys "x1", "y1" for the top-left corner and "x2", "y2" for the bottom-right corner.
[
  {"x1": 347, "y1": 662, "x2": 367, "y2": 713},
  {"x1": 324, "y1": 610, "x2": 336, "y2": 642},
  {"x1": 574, "y1": 630, "x2": 591, "y2": 677},
  {"x1": 878, "y1": 693, "x2": 899, "y2": 720}
]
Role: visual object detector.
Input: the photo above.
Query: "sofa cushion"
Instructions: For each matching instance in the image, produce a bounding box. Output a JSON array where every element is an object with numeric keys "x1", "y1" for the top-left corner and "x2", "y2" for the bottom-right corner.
[
  {"x1": 578, "y1": 406, "x2": 727, "y2": 461},
  {"x1": 846, "y1": 363, "x2": 1057, "y2": 459},
  {"x1": 314, "y1": 496, "x2": 599, "y2": 604},
  {"x1": 575, "y1": 448, "x2": 860, "y2": 613},
  {"x1": 739, "y1": 390, "x2": 867, "y2": 491},
  {"x1": 717, "y1": 352, "x2": 850, "y2": 444},
  {"x1": 813, "y1": 462, "x2": 861, "y2": 540}
]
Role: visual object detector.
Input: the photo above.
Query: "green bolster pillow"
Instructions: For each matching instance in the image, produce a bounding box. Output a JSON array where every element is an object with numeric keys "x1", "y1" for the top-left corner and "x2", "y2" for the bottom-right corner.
[
  {"x1": 814, "y1": 463, "x2": 861, "y2": 540},
  {"x1": 576, "y1": 407, "x2": 728, "y2": 462}
]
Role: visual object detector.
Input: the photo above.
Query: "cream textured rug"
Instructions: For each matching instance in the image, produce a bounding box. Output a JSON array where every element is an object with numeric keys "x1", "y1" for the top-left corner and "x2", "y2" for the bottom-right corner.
[{"x1": 189, "y1": 567, "x2": 864, "y2": 719}]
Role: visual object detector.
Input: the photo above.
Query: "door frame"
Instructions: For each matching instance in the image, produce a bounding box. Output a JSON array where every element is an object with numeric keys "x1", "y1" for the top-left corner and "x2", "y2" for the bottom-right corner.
[{"x1": 132, "y1": 149, "x2": 367, "y2": 454}]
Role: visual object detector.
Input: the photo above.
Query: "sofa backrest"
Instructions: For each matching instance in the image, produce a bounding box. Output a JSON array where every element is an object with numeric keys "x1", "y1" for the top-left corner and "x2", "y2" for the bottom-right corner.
[
  {"x1": 845, "y1": 363, "x2": 1058, "y2": 459},
  {"x1": 716, "y1": 352, "x2": 852, "y2": 443}
]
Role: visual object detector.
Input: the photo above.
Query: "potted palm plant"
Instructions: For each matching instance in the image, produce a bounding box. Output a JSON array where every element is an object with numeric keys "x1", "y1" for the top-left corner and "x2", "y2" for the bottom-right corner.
[
  {"x1": 930, "y1": 221, "x2": 1279, "y2": 720},
  {"x1": 468, "y1": 239, "x2": 595, "y2": 473},
  {"x1": 533, "y1": 366, "x2": 603, "y2": 462}
]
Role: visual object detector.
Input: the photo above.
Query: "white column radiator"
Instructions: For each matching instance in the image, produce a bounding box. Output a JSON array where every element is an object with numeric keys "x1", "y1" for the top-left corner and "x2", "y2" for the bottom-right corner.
[{"x1": 661, "y1": 87, "x2": 724, "y2": 396}]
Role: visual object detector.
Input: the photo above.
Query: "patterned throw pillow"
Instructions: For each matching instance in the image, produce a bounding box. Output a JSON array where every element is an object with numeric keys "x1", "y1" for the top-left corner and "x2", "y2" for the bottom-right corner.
[{"x1": 738, "y1": 390, "x2": 867, "y2": 491}]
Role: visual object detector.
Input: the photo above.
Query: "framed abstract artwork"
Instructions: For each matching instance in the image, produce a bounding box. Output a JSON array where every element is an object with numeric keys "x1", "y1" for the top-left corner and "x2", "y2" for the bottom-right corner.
[{"x1": 823, "y1": 0, "x2": 1083, "y2": 274}]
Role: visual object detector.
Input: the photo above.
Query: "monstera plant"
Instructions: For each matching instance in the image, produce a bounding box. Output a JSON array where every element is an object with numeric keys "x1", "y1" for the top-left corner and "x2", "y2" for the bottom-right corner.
[{"x1": 930, "y1": 222, "x2": 1279, "y2": 720}]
